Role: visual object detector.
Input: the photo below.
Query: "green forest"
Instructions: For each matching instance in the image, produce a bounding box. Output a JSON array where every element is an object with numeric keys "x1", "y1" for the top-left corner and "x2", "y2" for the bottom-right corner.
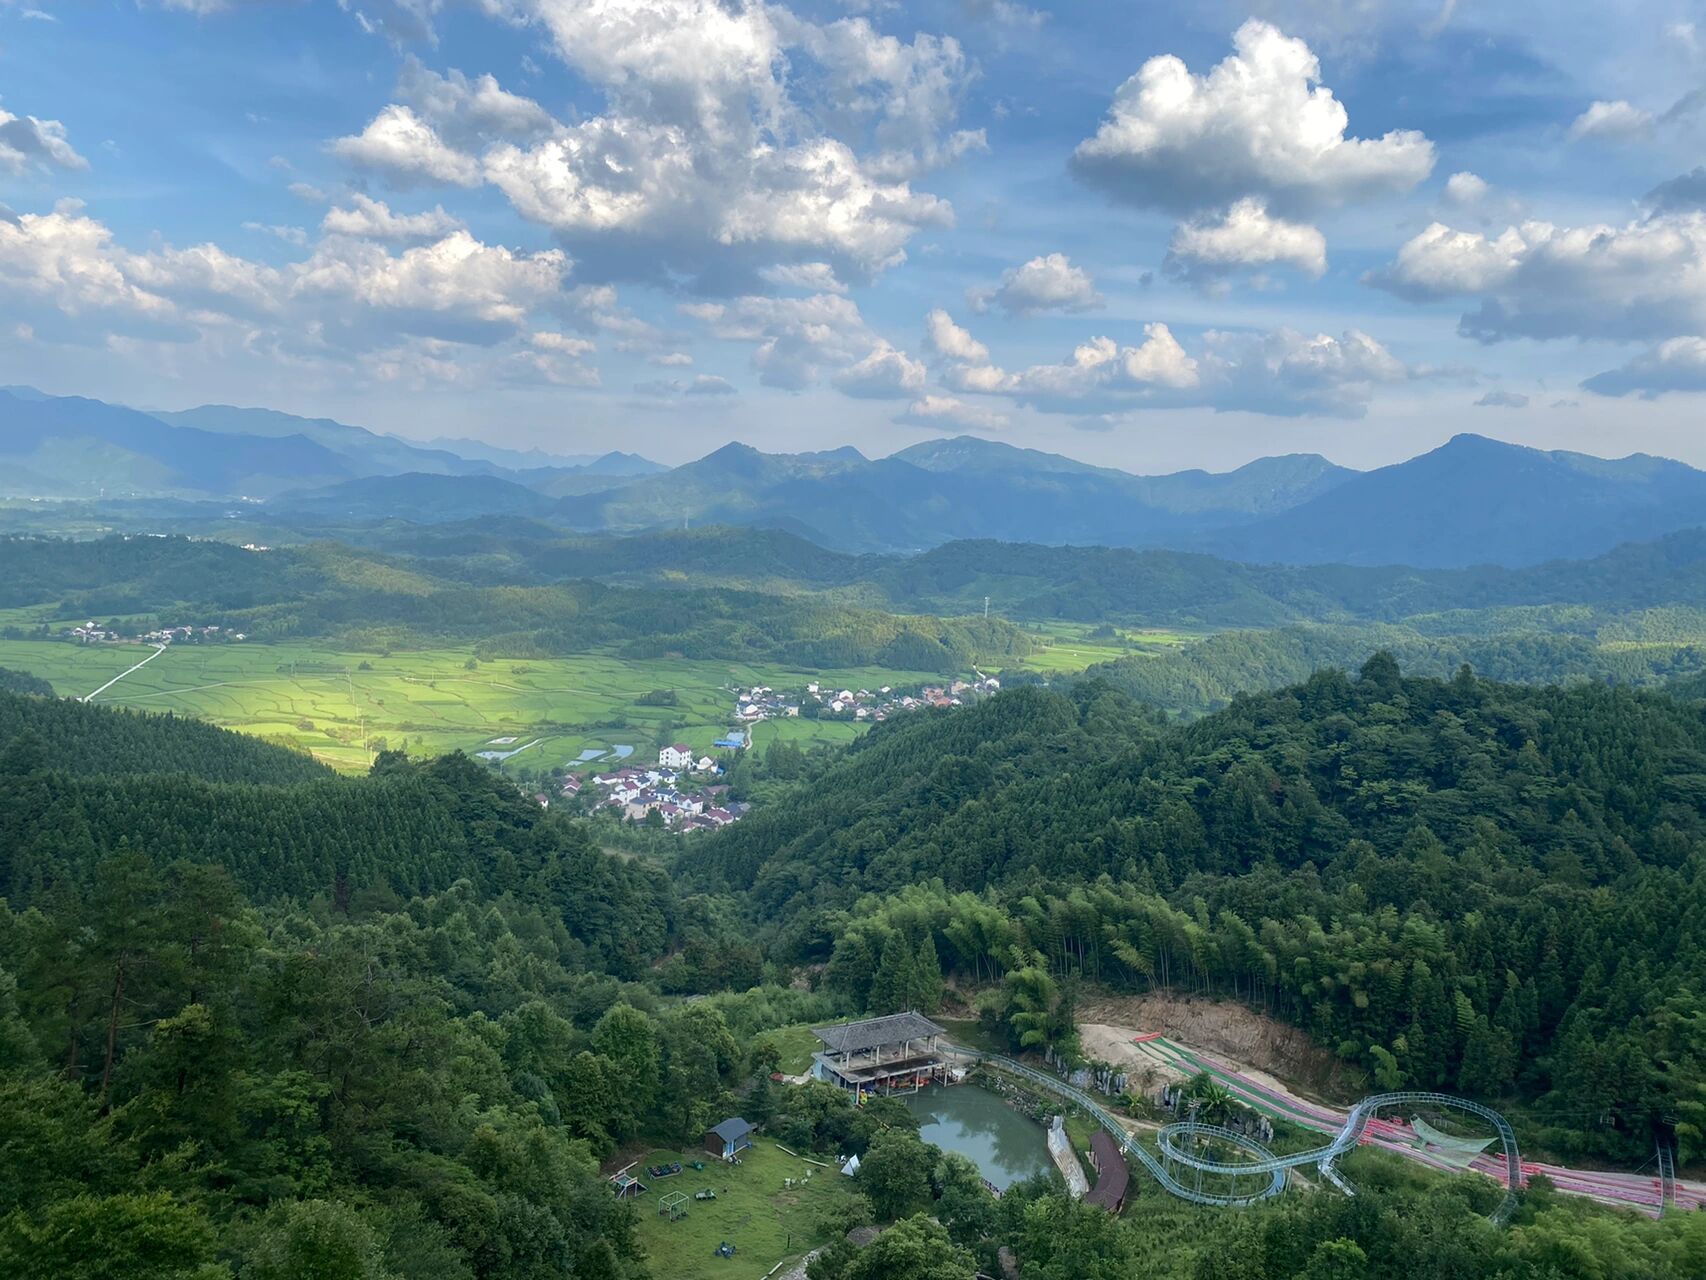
[{"x1": 2, "y1": 656, "x2": 1704, "y2": 1278}]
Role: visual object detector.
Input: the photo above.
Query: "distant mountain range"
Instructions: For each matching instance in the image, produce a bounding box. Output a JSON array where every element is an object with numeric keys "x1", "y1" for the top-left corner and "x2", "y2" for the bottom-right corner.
[
  {"x1": 6, "y1": 387, "x2": 1706, "y2": 569},
  {"x1": 0, "y1": 388, "x2": 664, "y2": 502}
]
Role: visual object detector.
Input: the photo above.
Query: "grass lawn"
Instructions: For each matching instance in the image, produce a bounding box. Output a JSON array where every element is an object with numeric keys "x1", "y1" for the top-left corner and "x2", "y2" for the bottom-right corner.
[
  {"x1": 0, "y1": 638, "x2": 938, "y2": 773},
  {"x1": 625, "y1": 1139, "x2": 858, "y2": 1280},
  {"x1": 753, "y1": 1023, "x2": 823, "y2": 1075}
]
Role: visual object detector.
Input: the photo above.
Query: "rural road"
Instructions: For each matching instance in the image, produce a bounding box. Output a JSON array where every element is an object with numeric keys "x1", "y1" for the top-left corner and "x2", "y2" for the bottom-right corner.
[{"x1": 82, "y1": 644, "x2": 165, "y2": 703}]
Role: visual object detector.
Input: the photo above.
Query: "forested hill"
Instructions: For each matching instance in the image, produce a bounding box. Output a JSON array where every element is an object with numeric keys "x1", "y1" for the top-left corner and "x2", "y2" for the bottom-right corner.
[
  {"x1": 698, "y1": 662, "x2": 1706, "y2": 1159},
  {"x1": 1071, "y1": 622, "x2": 1706, "y2": 717},
  {"x1": 0, "y1": 535, "x2": 1033, "y2": 674},
  {"x1": 0, "y1": 676, "x2": 766, "y2": 1279},
  {"x1": 0, "y1": 689, "x2": 330, "y2": 784}
]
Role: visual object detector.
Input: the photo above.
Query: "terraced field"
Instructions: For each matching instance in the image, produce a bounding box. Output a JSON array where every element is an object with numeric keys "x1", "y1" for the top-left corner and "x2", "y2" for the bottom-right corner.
[{"x1": 0, "y1": 638, "x2": 933, "y2": 772}]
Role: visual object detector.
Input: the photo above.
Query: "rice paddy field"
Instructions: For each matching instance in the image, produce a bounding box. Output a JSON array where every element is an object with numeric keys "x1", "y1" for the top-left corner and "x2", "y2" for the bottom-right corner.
[
  {"x1": 0, "y1": 637, "x2": 937, "y2": 773},
  {"x1": 1005, "y1": 621, "x2": 1197, "y2": 676}
]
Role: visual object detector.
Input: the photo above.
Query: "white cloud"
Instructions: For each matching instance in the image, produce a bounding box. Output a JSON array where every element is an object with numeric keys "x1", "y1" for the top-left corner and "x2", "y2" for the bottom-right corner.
[
  {"x1": 398, "y1": 58, "x2": 555, "y2": 143},
  {"x1": 1443, "y1": 170, "x2": 1488, "y2": 205},
  {"x1": 1164, "y1": 198, "x2": 1327, "y2": 283},
  {"x1": 0, "y1": 103, "x2": 88, "y2": 175},
  {"x1": 929, "y1": 313, "x2": 1408, "y2": 418},
  {"x1": 682, "y1": 291, "x2": 871, "y2": 389},
  {"x1": 832, "y1": 341, "x2": 927, "y2": 398},
  {"x1": 1583, "y1": 336, "x2": 1706, "y2": 397},
  {"x1": 969, "y1": 252, "x2": 1103, "y2": 314},
  {"x1": 321, "y1": 194, "x2": 462, "y2": 242},
  {"x1": 649, "y1": 350, "x2": 693, "y2": 366},
  {"x1": 0, "y1": 198, "x2": 582, "y2": 375},
  {"x1": 331, "y1": 1, "x2": 971, "y2": 285},
  {"x1": 1071, "y1": 19, "x2": 1433, "y2": 216},
  {"x1": 1568, "y1": 99, "x2": 1654, "y2": 142},
  {"x1": 332, "y1": 105, "x2": 480, "y2": 187},
  {"x1": 1474, "y1": 389, "x2": 1528, "y2": 408},
  {"x1": 528, "y1": 330, "x2": 595, "y2": 356},
  {"x1": 923, "y1": 308, "x2": 988, "y2": 363},
  {"x1": 1369, "y1": 211, "x2": 1706, "y2": 342},
  {"x1": 243, "y1": 222, "x2": 309, "y2": 246},
  {"x1": 759, "y1": 261, "x2": 847, "y2": 293},
  {"x1": 687, "y1": 373, "x2": 736, "y2": 395},
  {"x1": 894, "y1": 393, "x2": 1008, "y2": 432}
]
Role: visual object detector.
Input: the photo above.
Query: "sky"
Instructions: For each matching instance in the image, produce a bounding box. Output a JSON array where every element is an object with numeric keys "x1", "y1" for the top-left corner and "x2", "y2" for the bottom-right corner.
[{"x1": 4, "y1": 0, "x2": 1706, "y2": 473}]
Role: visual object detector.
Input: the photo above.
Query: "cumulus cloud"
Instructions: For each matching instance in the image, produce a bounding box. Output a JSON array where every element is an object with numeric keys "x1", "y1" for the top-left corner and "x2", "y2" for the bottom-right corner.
[
  {"x1": 1443, "y1": 171, "x2": 1488, "y2": 205},
  {"x1": 325, "y1": 0, "x2": 975, "y2": 285},
  {"x1": 928, "y1": 314, "x2": 1409, "y2": 418},
  {"x1": 1568, "y1": 99, "x2": 1654, "y2": 142},
  {"x1": 894, "y1": 393, "x2": 1008, "y2": 432},
  {"x1": 321, "y1": 194, "x2": 461, "y2": 242},
  {"x1": 1164, "y1": 198, "x2": 1327, "y2": 284},
  {"x1": 1474, "y1": 389, "x2": 1528, "y2": 408},
  {"x1": 1368, "y1": 211, "x2": 1706, "y2": 342},
  {"x1": 0, "y1": 103, "x2": 88, "y2": 175},
  {"x1": 831, "y1": 341, "x2": 927, "y2": 398},
  {"x1": 681, "y1": 292, "x2": 871, "y2": 389},
  {"x1": 0, "y1": 197, "x2": 596, "y2": 384},
  {"x1": 397, "y1": 58, "x2": 555, "y2": 144},
  {"x1": 1583, "y1": 336, "x2": 1706, "y2": 397},
  {"x1": 1071, "y1": 19, "x2": 1433, "y2": 216},
  {"x1": 332, "y1": 105, "x2": 480, "y2": 186},
  {"x1": 969, "y1": 252, "x2": 1102, "y2": 314},
  {"x1": 923, "y1": 308, "x2": 989, "y2": 363}
]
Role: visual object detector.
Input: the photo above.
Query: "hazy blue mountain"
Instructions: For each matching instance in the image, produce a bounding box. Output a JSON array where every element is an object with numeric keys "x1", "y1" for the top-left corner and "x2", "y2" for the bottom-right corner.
[
  {"x1": 154, "y1": 404, "x2": 502, "y2": 478},
  {"x1": 563, "y1": 439, "x2": 1351, "y2": 552},
  {"x1": 1210, "y1": 434, "x2": 1706, "y2": 567},
  {"x1": 0, "y1": 390, "x2": 354, "y2": 498}
]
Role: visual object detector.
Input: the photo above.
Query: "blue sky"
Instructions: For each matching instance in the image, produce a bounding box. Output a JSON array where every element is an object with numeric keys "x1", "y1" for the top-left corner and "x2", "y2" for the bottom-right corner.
[{"x1": 4, "y1": 0, "x2": 1706, "y2": 472}]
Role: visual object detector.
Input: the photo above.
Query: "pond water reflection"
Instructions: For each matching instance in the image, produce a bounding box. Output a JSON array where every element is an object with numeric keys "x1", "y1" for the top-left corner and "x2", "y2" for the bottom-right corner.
[{"x1": 901, "y1": 1084, "x2": 1051, "y2": 1191}]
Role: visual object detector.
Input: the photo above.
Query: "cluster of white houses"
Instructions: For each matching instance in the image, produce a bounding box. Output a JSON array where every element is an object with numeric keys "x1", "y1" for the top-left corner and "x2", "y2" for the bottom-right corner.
[
  {"x1": 577, "y1": 759, "x2": 747, "y2": 832},
  {"x1": 69, "y1": 621, "x2": 246, "y2": 644}
]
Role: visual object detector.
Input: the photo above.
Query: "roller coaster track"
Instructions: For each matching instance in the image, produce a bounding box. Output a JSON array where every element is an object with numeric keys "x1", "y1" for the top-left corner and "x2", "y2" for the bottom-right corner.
[
  {"x1": 951, "y1": 1050, "x2": 1523, "y2": 1223},
  {"x1": 1658, "y1": 1141, "x2": 1677, "y2": 1217}
]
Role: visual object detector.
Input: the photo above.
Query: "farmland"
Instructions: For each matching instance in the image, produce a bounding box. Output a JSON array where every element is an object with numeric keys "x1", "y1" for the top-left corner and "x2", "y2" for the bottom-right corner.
[{"x1": 0, "y1": 637, "x2": 939, "y2": 773}]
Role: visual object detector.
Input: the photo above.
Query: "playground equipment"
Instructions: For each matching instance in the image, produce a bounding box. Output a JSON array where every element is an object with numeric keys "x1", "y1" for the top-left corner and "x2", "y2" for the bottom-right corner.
[
  {"x1": 658, "y1": 1191, "x2": 689, "y2": 1222},
  {"x1": 955, "y1": 1050, "x2": 1525, "y2": 1225},
  {"x1": 714, "y1": 1242, "x2": 738, "y2": 1258},
  {"x1": 648, "y1": 1161, "x2": 683, "y2": 1178}
]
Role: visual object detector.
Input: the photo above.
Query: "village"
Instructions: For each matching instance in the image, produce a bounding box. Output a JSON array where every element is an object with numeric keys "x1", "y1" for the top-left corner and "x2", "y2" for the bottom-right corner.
[
  {"x1": 66, "y1": 620, "x2": 246, "y2": 645},
  {"x1": 734, "y1": 674, "x2": 1002, "y2": 726},
  {"x1": 568, "y1": 744, "x2": 751, "y2": 833}
]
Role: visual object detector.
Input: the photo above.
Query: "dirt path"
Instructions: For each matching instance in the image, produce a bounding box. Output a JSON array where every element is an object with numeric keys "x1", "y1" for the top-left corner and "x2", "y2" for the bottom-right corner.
[
  {"x1": 1076, "y1": 992, "x2": 1358, "y2": 1099},
  {"x1": 83, "y1": 644, "x2": 165, "y2": 703}
]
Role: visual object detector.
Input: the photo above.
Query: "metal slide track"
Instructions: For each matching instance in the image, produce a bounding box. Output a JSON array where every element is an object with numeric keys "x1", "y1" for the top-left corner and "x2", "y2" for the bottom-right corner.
[
  {"x1": 956, "y1": 1051, "x2": 1523, "y2": 1222},
  {"x1": 1658, "y1": 1142, "x2": 1677, "y2": 1217}
]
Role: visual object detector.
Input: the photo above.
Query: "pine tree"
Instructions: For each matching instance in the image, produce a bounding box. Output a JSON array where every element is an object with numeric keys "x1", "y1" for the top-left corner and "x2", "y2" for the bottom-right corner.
[
  {"x1": 913, "y1": 933, "x2": 943, "y2": 1014},
  {"x1": 867, "y1": 933, "x2": 916, "y2": 1015}
]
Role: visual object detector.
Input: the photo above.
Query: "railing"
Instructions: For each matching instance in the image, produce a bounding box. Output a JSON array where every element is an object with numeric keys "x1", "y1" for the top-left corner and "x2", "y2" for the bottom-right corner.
[{"x1": 949, "y1": 1049, "x2": 1523, "y2": 1223}]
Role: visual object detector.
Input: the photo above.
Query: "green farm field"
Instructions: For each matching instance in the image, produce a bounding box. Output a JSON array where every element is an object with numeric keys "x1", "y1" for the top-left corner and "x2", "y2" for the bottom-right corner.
[
  {"x1": 1005, "y1": 621, "x2": 1197, "y2": 676},
  {"x1": 0, "y1": 638, "x2": 929, "y2": 772}
]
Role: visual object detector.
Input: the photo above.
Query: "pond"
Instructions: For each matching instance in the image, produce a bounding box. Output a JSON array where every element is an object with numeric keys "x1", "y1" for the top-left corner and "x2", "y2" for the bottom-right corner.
[{"x1": 901, "y1": 1084, "x2": 1051, "y2": 1191}]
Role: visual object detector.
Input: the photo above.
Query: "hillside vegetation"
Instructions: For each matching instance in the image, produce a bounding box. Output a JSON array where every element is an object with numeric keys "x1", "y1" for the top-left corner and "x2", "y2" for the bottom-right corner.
[{"x1": 698, "y1": 660, "x2": 1706, "y2": 1164}]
